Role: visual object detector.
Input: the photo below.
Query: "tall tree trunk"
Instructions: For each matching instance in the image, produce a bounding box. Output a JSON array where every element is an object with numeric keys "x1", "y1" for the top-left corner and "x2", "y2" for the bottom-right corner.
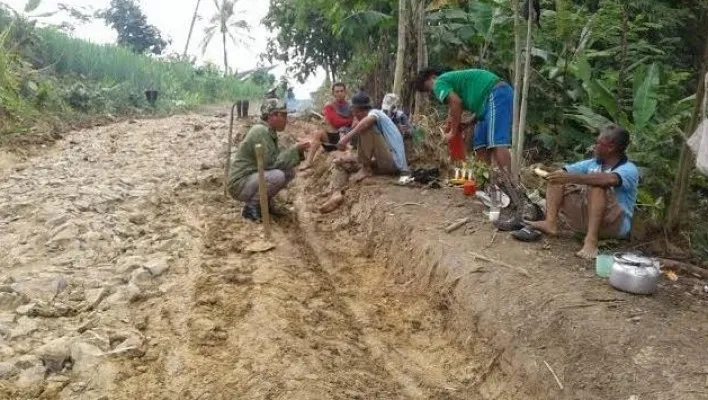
[
  {"x1": 616, "y1": 3, "x2": 629, "y2": 110},
  {"x1": 666, "y1": 35, "x2": 708, "y2": 232},
  {"x1": 393, "y1": 0, "x2": 407, "y2": 97},
  {"x1": 330, "y1": 61, "x2": 338, "y2": 83},
  {"x1": 516, "y1": 0, "x2": 534, "y2": 172},
  {"x1": 511, "y1": 0, "x2": 522, "y2": 176},
  {"x1": 183, "y1": 0, "x2": 202, "y2": 58},
  {"x1": 414, "y1": 0, "x2": 428, "y2": 116},
  {"x1": 222, "y1": 28, "x2": 228, "y2": 76}
]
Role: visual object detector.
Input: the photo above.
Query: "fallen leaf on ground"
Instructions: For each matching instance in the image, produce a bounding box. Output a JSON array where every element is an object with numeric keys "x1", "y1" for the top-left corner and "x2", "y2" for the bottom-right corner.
[{"x1": 663, "y1": 270, "x2": 679, "y2": 281}]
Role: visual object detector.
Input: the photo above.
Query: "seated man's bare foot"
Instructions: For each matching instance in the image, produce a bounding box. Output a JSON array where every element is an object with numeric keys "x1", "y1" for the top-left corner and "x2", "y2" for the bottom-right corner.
[
  {"x1": 350, "y1": 169, "x2": 373, "y2": 183},
  {"x1": 575, "y1": 243, "x2": 599, "y2": 260},
  {"x1": 529, "y1": 220, "x2": 559, "y2": 236},
  {"x1": 319, "y1": 192, "x2": 344, "y2": 214}
]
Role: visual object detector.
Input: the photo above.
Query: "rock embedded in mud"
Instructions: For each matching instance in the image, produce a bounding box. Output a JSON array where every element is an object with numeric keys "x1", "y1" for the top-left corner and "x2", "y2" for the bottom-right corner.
[
  {"x1": 15, "y1": 302, "x2": 38, "y2": 316},
  {"x1": 10, "y1": 275, "x2": 69, "y2": 304},
  {"x1": 116, "y1": 256, "x2": 145, "y2": 275},
  {"x1": 70, "y1": 341, "x2": 104, "y2": 374},
  {"x1": 146, "y1": 258, "x2": 170, "y2": 277},
  {"x1": 129, "y1": 268, "x2": 152, "y2": 288},
  {"x1": 128, "y1": 213, "x2": 148, "y2": 225},
  {"x1": 126, "y1": 282, "x2": 143, "y2": 302},
  {"x1": 111, "y1": 334, "x2": 144, "y2": 358},
  {"x1": 82, "y1": 288, "x2": 109, "y2": 311},
  {"x1": 35, "y1": 337, "x2": 73, "y2": 373}
]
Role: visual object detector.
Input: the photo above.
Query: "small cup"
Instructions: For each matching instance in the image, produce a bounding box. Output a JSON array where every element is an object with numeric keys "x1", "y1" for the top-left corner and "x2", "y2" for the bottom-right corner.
[
  {"x1": 488, "y1": 208, "x2": 500, "y2": 222},
  {"x1": 595, "y1": 254, "x2": 614, "y2": 278}
]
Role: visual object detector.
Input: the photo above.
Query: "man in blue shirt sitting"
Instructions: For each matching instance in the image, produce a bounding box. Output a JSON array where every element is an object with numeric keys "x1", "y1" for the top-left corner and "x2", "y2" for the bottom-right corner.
[{"x1": 524, "y1": 125, "x2": 639, "y2": 259}]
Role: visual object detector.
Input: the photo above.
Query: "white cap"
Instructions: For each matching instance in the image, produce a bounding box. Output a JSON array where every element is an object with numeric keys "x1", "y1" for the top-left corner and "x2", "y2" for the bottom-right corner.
[{"x1": 381, "y1": 93, "x2": 400, "y2": 112}]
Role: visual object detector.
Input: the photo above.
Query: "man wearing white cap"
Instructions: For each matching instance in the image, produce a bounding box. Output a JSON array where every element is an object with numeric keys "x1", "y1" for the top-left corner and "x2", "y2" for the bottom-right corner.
[{"x1": 381, "y1": 93, "x2": 413, "y2": 137}]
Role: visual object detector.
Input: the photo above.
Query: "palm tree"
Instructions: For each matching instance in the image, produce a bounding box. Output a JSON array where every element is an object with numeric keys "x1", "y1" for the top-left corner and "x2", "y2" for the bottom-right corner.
[{"x1": 200, "y1": 0, "x2": 252, "y2": 76}]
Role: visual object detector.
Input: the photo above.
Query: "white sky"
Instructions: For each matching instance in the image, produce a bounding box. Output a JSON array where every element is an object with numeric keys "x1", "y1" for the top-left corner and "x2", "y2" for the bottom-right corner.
[{"x1": 5, "y1": 0, "x2": 324, "y2": 99}]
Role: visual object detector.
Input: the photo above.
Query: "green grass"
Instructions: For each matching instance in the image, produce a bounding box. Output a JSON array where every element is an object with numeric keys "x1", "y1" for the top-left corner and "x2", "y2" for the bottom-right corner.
[
  {"x1": 0, "y1": 7, "x2": 266, "y2": 135},
  {"x1": 36, "y1": 28, "x2": 264, "y2": 104}
]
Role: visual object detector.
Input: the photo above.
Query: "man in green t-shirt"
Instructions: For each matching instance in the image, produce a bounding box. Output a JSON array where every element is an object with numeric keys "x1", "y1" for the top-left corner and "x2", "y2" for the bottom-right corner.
[{"x1": 416, "y1": 68, "x2": 513, "y2": 172}]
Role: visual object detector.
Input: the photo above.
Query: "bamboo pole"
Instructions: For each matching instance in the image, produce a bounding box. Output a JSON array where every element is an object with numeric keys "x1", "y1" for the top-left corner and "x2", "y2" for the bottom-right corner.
[
  {"x1": 255, "y1": 144, "x2": 271, "y2": 237},
  {"x1": 666, "y1": 34, "x2": 708, "y2": 231},
  {"x1": 516, "y1": 0, "x2": 534, "y2": 172},
  {"x1": 224, "y1": 102, "x2": 239, "y2": 196},
  {"x1": 511, "y1": 0, "x2": 522, "y2": 175}
]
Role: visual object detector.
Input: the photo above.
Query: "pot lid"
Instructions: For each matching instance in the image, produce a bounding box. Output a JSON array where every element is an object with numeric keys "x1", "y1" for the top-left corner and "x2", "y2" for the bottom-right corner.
[{"x1": 615, "y1": 252, "x2": 655, "y2": 267}]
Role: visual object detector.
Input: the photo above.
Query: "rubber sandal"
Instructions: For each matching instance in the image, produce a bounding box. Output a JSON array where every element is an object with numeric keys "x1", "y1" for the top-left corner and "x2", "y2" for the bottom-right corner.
[
  {"x1": 494, "y1": 217, "x2": 525, "y2": 232},
  {"x1": 512, "y1": 226, "x2": 543, "y2": 242}
]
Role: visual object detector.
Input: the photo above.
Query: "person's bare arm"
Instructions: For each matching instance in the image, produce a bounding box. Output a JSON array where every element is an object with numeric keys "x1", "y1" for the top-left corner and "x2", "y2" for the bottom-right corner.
[
  {"x1": 548, "y1": 170, "x2": 620, "y2": 187},
  {"x1": 337, "y1": 115, "x2": 377, "y2": 149},
  {"x1": 447, "y1": 92, "x2": 464, "y2": 137}
]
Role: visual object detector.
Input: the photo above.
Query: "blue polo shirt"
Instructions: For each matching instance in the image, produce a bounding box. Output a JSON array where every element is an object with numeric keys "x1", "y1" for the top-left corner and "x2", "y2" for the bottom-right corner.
[{"x1": 565, "y1": 157, "x2": 639, "y2": 237}]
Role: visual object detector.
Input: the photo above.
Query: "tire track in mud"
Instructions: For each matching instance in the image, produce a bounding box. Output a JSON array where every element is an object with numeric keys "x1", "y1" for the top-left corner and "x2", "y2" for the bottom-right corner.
[{"x1": 114, "y1": 177, "x2": 487, "y2": 399}]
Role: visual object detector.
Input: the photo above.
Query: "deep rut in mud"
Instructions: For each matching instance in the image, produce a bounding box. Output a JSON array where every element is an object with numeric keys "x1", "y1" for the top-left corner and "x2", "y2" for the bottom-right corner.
[{"x1": 115, "y1": 180, "x2": 489, "y2": 399}]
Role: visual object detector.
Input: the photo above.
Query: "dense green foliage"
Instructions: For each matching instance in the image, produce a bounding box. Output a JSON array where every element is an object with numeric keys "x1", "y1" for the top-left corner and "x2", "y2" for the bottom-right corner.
[
  {"x1": 0, "y1": 4, "x2": 266, "y2": 135},
  {"x1": 263, "y1": 0, "x2": 708, "y2": 256},
  {"x1": 100, "y1": 0, "x2": 169, "y2": 55}
]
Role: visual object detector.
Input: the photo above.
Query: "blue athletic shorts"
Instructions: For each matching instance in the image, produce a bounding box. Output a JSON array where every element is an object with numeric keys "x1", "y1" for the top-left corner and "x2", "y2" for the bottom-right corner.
[{"x1": 471, "y1": 82, "x2": 513, "y2": 150}]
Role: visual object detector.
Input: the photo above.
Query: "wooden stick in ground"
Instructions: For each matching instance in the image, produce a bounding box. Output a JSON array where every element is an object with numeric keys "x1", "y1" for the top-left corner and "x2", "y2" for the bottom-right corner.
[
  {"x1": 224, "y1": 102, "x2": 239, "y2": 196},
  {"x1": 468, "y1": 250, "x2": 531, "y2": 277},
  {"x1": 254, "y1": 144, "x2": 271, "y2": 237},
  {"x1": 544, "y1": 360, "x2": 564, "y2": 390},
  {"x1": 445, "y1": 217, "x2": 470, "y2": 233},
  {"x1": 659, "y1": 258, "x2": 708, "y2": 280}
]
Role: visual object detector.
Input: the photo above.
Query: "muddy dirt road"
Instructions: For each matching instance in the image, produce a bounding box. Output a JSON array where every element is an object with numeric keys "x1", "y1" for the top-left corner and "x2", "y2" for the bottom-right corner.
[{"x1": 0, "y1": 113, "x2": 504, "y2": 399}]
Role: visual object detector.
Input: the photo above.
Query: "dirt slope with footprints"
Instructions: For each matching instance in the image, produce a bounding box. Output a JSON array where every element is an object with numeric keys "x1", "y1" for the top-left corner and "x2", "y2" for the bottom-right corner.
[{"x1": 0, "y1": 112, "x2": 517, "y2": 399}]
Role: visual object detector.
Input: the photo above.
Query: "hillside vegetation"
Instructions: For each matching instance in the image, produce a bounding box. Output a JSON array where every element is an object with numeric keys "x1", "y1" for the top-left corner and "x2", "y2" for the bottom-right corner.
[{"x1": 0, "y1": 5, "x2": 265, "y2": 136}]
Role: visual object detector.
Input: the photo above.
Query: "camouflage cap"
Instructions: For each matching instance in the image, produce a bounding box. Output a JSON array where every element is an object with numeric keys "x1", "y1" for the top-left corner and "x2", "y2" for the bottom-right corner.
[{"x1": 260, "y1": 98, "x2": 287, "y2": 117}]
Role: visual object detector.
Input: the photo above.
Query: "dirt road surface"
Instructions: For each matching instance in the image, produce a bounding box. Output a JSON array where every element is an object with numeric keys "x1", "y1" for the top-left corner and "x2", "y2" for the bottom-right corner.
[
  {"x1": 0, "y1": 113, "x2": 503, "y2": 399},
  {"x1": 2, "y1": 110, "x2": 707, "y2": 400}
]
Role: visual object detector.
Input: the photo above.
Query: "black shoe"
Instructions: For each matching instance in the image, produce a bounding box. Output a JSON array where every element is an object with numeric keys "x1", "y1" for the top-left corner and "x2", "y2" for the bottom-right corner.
[{"x1": 241, "y1": 204, "x2": 262, "y2": 223}]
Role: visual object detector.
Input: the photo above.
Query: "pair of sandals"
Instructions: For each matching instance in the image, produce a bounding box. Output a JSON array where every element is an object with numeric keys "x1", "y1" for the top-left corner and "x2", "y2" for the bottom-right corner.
[{"x1": 494, "y1": 217, "x2": 543, "y2": 242}]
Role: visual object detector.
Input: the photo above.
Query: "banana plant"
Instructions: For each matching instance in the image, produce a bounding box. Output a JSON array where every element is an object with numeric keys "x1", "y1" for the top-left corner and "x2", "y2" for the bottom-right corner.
[{"x1": 565, "y1": 60, "x2": 660, "y2": 133}]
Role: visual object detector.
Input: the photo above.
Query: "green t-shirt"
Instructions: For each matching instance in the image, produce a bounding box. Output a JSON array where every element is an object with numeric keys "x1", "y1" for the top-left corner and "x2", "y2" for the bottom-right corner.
[{"x1": 433, "y1": 69, "x2": 501, "y2": 116}]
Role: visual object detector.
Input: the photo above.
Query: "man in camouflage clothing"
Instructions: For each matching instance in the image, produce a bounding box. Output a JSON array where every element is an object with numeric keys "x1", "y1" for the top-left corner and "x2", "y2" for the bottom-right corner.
[{"x1": 228, "y1": 98, "x2": 310, "y2": 222}]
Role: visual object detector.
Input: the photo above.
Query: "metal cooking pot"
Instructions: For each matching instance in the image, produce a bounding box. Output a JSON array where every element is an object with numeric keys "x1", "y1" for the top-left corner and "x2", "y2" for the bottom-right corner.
[{"x1": 609, "y1": 253, "x2": 661, "y2": 295}]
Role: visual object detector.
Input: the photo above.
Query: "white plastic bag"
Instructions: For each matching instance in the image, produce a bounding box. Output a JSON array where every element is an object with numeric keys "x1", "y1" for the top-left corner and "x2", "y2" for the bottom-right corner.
[{"x1": 687, "y1": 118, "x2": 708, "y2": 176}]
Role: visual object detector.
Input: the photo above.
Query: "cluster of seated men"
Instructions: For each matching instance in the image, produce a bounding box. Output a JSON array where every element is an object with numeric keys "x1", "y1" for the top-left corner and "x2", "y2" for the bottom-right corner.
[{"x1": 227, "y1": 69, "x2": 639, "y2": 261}]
